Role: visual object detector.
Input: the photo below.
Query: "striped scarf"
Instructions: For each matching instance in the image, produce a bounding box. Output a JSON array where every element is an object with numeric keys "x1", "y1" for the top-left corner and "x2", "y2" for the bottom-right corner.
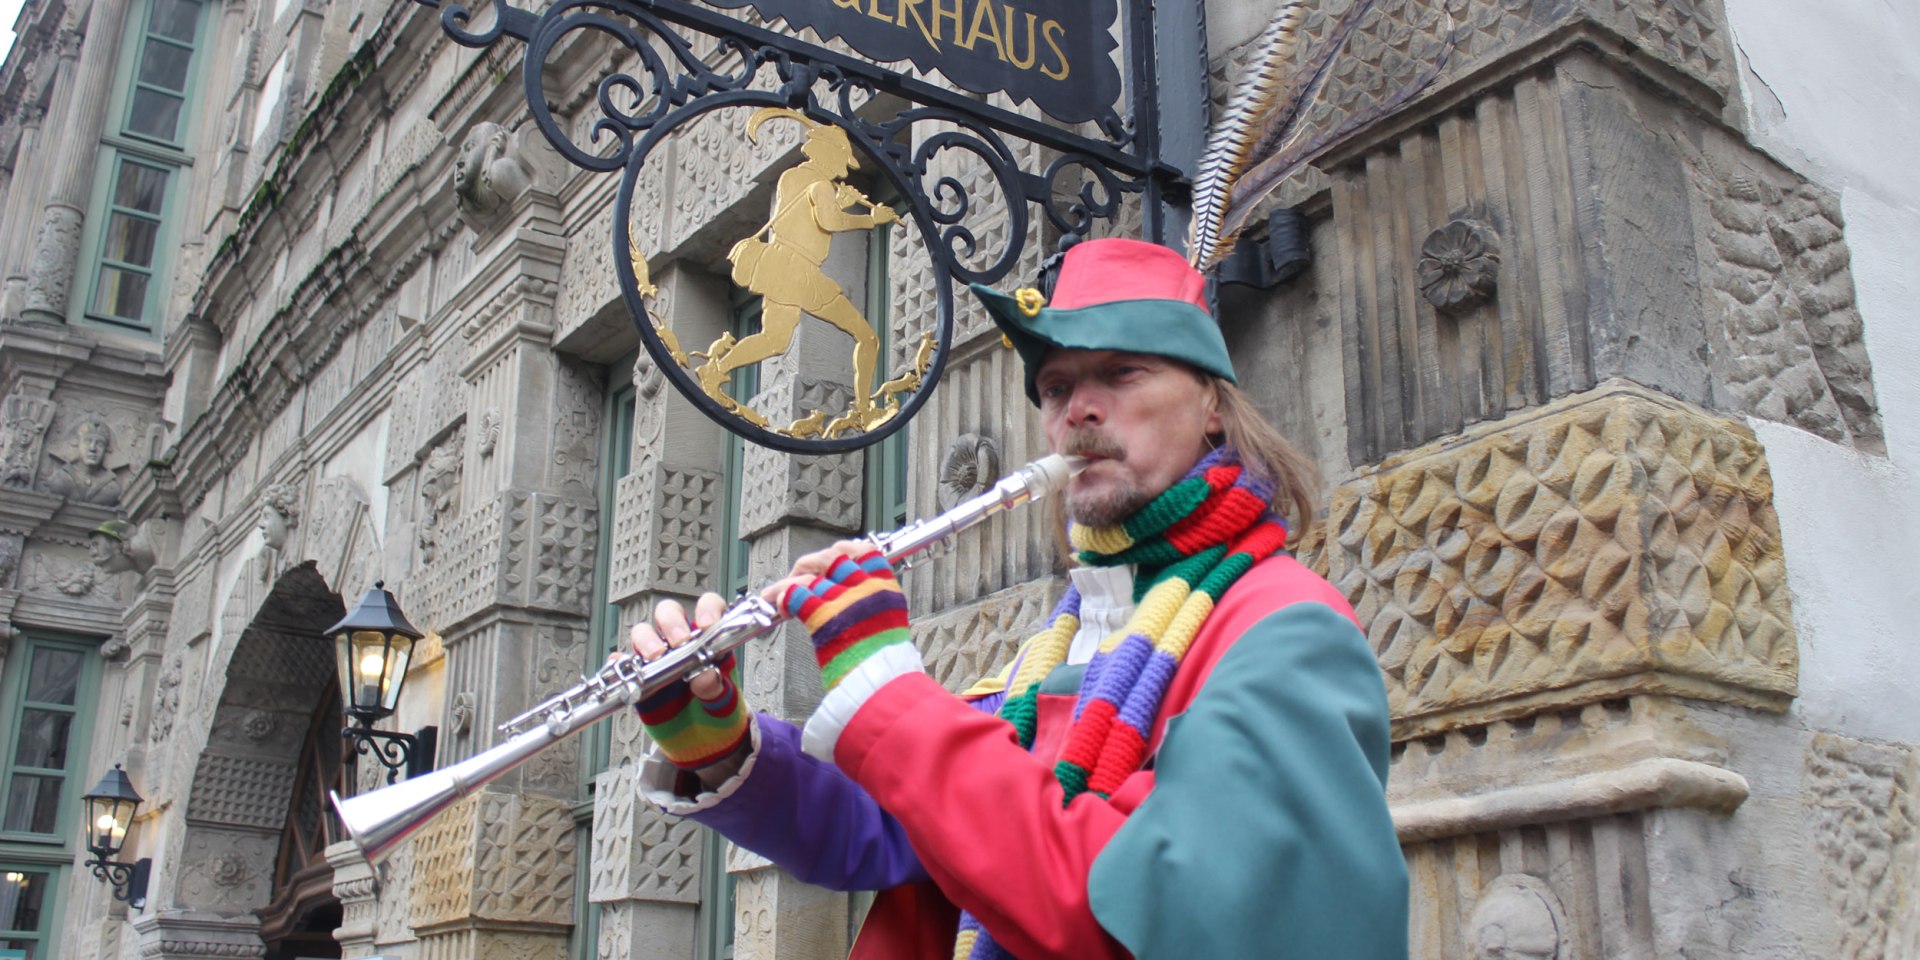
[{"x1": 952, "y1": 447, "x2": 1287, "y2": 960}]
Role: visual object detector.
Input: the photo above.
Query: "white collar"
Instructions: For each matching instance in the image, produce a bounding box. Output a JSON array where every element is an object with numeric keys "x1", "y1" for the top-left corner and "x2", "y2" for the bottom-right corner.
[{"x1": 1066, "y1": 565, "x2": 1135, "y2": 666}]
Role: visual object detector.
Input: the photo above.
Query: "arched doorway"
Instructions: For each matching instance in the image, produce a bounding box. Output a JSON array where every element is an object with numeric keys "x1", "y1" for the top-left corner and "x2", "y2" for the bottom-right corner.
[
  {"x1": 175, "y1": 562, "x2": 346, "y2": 955},
  {"x1": 258, "y1": 674, "x2": 345, "y2": 959}
]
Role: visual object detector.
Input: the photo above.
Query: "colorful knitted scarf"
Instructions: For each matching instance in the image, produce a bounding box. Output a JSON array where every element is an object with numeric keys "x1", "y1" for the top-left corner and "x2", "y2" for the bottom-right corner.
[{"x1": 952, "y1": 447, "x2": 1288, "y2": 960}]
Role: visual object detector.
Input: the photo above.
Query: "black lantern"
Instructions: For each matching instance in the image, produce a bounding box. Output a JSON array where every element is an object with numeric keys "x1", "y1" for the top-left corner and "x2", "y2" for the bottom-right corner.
[
  {"x1": 327, "y1": 581, "x2": 437, "y2": 784},
  {"x1": 81, "y1": 765, "x2": 149, "y2": 909}
]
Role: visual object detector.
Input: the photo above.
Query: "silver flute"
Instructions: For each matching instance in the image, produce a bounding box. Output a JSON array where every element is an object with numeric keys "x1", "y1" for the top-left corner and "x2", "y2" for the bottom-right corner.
[{"x1": 330, "y1": 453, "x2": 1084, "y2": 863}]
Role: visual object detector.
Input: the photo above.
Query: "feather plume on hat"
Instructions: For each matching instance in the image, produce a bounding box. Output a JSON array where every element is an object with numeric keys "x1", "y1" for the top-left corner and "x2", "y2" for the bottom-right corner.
[{"x1": 1186, "y1": 0, "x2": 1460, "y2": 271}]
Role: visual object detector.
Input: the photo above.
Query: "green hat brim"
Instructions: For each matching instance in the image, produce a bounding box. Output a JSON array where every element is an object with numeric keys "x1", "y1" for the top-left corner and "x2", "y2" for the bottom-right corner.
[{"x1": 971, "y1": 284, "x2": 1237, "y2": 405}]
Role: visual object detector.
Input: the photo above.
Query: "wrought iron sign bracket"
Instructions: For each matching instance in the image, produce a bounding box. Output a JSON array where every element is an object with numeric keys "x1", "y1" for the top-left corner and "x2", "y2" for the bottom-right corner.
[
  {"x1": 345, "y1": 723, "x2": 439, "y2": 785},
  {"x1": 417, "y1": 0, "x2": 1173, "y2": 453}
]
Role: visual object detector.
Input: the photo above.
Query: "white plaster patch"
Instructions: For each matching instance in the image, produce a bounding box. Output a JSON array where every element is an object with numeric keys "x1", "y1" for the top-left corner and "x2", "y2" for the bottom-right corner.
[{"x1": 1759, "y1": 418, "x2": 1920, "y2": 746}]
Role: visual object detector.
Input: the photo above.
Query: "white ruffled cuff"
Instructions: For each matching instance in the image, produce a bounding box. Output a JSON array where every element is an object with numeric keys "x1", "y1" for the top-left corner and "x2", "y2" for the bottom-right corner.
[
  {"x1": 637, "y1": 712, "x2": 765, "y2": 815},
  {"x1": 800, "y1": 643, "x2": 925, "y2": 763}
]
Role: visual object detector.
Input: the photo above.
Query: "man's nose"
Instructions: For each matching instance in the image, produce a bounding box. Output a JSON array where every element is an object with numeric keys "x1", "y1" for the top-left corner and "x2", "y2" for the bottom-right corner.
[{"x1": 1065, "y1": 386, "x2": 1103, "y2": 427}]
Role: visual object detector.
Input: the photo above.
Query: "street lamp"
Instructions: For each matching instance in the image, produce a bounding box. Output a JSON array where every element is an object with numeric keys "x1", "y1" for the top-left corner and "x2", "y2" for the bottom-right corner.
[
  {"x1": 81, "y1": 765, "x2": 150, "y2": 909},
  {"x1": 328, "y1": 581, "x2": 437, "y2": 784}
]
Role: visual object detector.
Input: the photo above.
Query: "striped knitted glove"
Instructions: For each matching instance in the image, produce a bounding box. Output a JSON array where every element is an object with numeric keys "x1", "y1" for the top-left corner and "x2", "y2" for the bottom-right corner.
[
  {"x1": 783, "y1": 551, "x2": 915, "y2": 690},
  {"x1": 634, "y1": 650, "x2": 749, "y2": 771},
  {"x1": 783, "y1": 551, "x2": 927, "y2": 762}
]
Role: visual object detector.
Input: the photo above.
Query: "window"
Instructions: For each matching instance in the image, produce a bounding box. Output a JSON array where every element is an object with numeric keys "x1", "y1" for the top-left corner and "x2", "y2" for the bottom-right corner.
[
  {"x1": 122, "y1": 0, "x2": 204, "y2": 147},
  {"x1": 1, "y1": 637, "x2": 100, "y2": 839},
  {"x1": 73, "y1": 0, "x2": 208, "y2": 334},
  {"x1": 0, "y1": 632, "x2": 103, "y2": 960},
  {"x1": 572, "y1": 360, "x2": 639, "y2": 960},
  {"x1": 699, "y1": 293, "x2": 762, "y2": 960},
  {"x1": 1, "y1": 866, "x2": 58, "y2": 960}
]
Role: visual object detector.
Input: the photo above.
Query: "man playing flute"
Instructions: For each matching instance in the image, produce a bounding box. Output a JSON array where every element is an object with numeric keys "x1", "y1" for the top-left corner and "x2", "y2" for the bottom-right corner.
[{"x1": 629, "y1": 237, "x2": 1409, "y2": 959}]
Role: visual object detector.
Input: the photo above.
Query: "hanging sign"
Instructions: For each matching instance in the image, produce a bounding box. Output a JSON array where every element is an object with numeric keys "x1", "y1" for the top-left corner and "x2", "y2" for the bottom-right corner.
[{"x1": 689, "y1": 0, "x2": 1122, "y2": 124}]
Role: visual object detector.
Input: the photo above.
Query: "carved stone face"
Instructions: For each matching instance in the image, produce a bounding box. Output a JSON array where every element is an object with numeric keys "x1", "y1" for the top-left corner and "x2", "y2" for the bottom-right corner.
[
  {"x1": 259, "y1": 505, "x2": 291, "y2": 551},
  {"x1": 455, "y1": 123, "x2": 502, "y2": 201},
  {"x1": 87, "y1": 532, "x2": 120, "y2": 565},
  {"x1": 79, "y1": 428, "x2": 109, "y2": 467}
]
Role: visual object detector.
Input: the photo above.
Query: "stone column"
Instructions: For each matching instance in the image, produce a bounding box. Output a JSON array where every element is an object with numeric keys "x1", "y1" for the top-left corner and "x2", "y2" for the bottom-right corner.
[
  {"x1": 0, "y1": 102, "x2": 50, "y2": 317},
  {"x1": 22, "y1": 0, "x2": 130, "y2": 324}
]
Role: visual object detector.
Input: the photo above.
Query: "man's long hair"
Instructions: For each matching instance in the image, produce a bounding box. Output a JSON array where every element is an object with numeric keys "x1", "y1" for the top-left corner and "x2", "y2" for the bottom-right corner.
[{"x1": 1206, "y1": 376, "x2": 1321, "y2": 535}]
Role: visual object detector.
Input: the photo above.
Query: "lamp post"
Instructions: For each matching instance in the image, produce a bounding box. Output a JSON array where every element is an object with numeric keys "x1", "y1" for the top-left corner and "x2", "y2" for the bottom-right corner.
[
  {"x1": 81, "y1": 765, "x2": 150, "y2": 909},
  {"x1": 328, "y1": 581, "x2": 437, "y2": 784}
]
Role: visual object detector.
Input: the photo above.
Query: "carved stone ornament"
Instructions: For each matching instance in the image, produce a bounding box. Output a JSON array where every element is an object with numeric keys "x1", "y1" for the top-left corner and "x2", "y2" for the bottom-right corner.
[
  {"x1": 0, "y1": 536, "x2": 20, "y2": 587},
  {"x1": 88, "y1": 519, "x2": 157, "y2": 574},
  {"x1": 478, "y1": 408, "x2": 500, "y2": 458},
  {"x1": 43, "y1": 415, "x2": 130, "y2": 506},
  {"x1": 258, "y1": 483, "x2": 301, "y2": 551},
  {"x1": 454, "y1": 120, "x2": 534, "y2": 223},
  {"x1": 450, "y1": 691, "x2": 475, "y2": 736},
  {"x1": 0, "y1": 392, "x2": 55, "y2": 489},
  {"x1": 151, "y1": 658, "x2": 183, "y2": 743},
  {"x1": 1466, "y1": 874, "x2": 1570, "y2": 960},
  {"x1": 938, "y1": 433, "x2": 1001, "y2": 511},
  {"x1": 1417, "y1": 219, "x2": 1500, "y2": 312},
  {"x1": 241, "y1": 711, "x2": 278, "y2": 742}
]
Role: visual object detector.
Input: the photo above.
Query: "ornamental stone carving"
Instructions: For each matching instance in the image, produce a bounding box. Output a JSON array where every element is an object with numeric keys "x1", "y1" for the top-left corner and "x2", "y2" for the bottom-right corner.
[
  {"x1": 0, "y1": 392, "x2": 55, "y2": 489},
  {"x1": 89, "y1": 519, "x2": 157, "y2": 574},
  {"x1": 938, "y1": 433, "x2": 1000, "y2": 511},
  {"x1": 454, "y1": 120, "x2": 534, "y2": 224},
  {"x1": 1807, "y1": 734, "x2": 1918, "y2": 960},
  {"x1": 44, "y1": 415, "x2": 129, "y2": 505},
  {"x1": 1302, "y1": 386, "x2": 1797, "y2": 737},
  {"x1": 151, "y1": 657, "x2": 183, "y2": 742},
  {"x1": 417, "y1": 429, "x2": 463, "y2": 566},
  {"x1": 0, "y1": 535, "x2": 21, "y2": 588},
  {"x1": 258, "y1": 483, "x2": 300, "y2": 552},
  {"x1": 1465, "y1": 874, "x2": 1570, "y2": 960},
  {"x1": 1417, "y1": 219, "x2": 1499, "y2": 312}
]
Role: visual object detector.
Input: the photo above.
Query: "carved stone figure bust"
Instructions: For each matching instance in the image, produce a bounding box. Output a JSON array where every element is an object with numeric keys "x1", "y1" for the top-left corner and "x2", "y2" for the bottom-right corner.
[
  {"x1": 259, "y1": 483, "x2": 301, "y2": 551},
  {"x1": 45, "y1": 417, "x2": 127, "y2": 506},
  {"x1": 454, "y1": 120, "x2": 533, "y2": 221}
]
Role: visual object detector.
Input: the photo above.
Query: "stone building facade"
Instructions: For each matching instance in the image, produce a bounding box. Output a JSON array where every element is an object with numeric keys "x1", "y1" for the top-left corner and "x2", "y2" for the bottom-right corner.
[{"x1": 0, "y1": 0, "x2": 1915, "y2": 957}]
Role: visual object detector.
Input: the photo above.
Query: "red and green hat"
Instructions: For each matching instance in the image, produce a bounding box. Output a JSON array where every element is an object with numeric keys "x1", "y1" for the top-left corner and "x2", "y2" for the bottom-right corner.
[{"x1": 970, "y1": 238, "x2": 1237, "y2": 405}]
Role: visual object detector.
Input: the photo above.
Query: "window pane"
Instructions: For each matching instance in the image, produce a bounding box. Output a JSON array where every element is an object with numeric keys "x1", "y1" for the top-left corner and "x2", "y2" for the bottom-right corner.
[
  {"x1": 93, "y1": 267, "x2": 151, "y2": 321},
  {"x1": 103, "y1": 212, "x2": 161, "y2": 270},
  {"x1": 1, "y1": 869, "x2": 49, "y2": 934},
  {"x1": 149, "y1": 0, "x2": 199, "y2": 42},
  {"x1": 23, "y1": 649, "x2": 82, "y2": 706},
  {"x1": 2, "y1": 776, "x2": 62, "y2": 834},
  {"x1": 112, "y1": 162, "x2": 169, "y2": 215},
  {"x1": 138, "y1": 39, "x2": 194, "y2": 92},
  {"x1": 10, "y1": 710, "x2": 71, "y2": 770},
  {"x1": 127, "y1": 89, "x2": 184, "y2": 142}
]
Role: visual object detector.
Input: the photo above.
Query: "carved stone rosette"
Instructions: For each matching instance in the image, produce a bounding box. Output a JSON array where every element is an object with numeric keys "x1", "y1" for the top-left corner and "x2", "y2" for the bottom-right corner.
[{"x1": 1302, "y1": 385, "x2": 1797, "y2": 738}]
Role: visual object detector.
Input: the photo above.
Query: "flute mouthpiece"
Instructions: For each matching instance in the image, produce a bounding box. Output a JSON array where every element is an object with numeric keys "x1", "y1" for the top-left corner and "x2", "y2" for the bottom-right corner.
[{"x1": 1022, "y1": 454, "x2": 1087, "y2": 500}]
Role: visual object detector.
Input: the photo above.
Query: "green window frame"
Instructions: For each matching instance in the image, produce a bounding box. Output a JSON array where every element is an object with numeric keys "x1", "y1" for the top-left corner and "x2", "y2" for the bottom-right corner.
[
  {"x1": 573, "y1": 359, "x2": 641, "y2": 960},
  {"x1": 0, "y1": 863, "x2": 67, "y2": 960},
  {"x1": 120, "y1": 0, "x2": 206, "y2": 148},
  {"x1": 699, "y1": 291, "x2": 763, "y2": 960},
  {"x1": 0, "y1": 632, "x2": 103, "y2": 960},
  {"x1": 72, "y1": 0, "x2": 209, "y2": 336}
]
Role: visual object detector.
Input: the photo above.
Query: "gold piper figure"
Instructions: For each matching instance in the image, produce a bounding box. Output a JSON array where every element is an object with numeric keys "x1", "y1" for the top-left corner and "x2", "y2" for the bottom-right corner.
[{"x1": 694, "y1": 108, "x2": 899, "y2": 430}]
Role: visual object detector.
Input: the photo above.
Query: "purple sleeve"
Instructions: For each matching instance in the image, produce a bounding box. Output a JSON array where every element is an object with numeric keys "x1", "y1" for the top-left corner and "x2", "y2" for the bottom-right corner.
[{"x1": 684, "y1": 712, "x2": 930, "y2": 891}]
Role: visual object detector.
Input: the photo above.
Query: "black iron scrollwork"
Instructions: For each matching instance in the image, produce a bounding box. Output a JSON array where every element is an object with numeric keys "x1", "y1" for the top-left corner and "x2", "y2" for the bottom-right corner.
[{"x1": 419, "y1": 0, "x2": 1157, "y2": 453}]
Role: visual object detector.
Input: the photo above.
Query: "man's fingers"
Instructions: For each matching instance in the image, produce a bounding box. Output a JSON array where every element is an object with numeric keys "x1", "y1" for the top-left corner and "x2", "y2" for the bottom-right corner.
[
  {"x1": 760, "y1": 575, "x2": 810, "y2": 607},
  {"x1": 629, "y1": 622, "x2": 666, "y2": 660},
  {"x1": 653, "y1": 598, "x2": 692, "y2": 646},
  {"x1": 687, "y1": 667, "x2": 726, "y2": 701},
  {"x1": 693, "y1": 592, "x2": 727, "y2": 630}
]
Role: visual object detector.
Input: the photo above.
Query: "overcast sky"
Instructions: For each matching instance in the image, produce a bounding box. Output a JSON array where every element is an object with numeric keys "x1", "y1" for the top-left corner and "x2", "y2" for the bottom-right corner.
[{"x1": 2, "y1": 0, "x2": 27, "y2": 64}]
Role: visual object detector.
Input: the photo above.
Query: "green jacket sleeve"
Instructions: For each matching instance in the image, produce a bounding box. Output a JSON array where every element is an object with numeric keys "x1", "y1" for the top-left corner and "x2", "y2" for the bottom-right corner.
[{"x1": 1087, "y1": 601, "x2": 1408, "y2": 959}]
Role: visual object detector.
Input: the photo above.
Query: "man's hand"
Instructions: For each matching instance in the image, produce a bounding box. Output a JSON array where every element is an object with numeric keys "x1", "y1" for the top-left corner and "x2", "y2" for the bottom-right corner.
[
  {"x1": 627, "y1": 594, "x2": 751, "y2": 775},
  {"x1": 763, "y1": 541, "x2": 913, "y2": 693}
]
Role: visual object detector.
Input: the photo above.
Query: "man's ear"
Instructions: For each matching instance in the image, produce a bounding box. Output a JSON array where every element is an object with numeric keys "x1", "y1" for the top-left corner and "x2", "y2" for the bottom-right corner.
[{"x1": 1202, "y1": 383, "x2": 1223, "y2": 437}]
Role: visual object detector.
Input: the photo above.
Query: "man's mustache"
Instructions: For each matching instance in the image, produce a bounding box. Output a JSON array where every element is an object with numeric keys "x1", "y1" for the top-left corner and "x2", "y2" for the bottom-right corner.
[{"x1": 1061, "y1": 430, "x2": 1125, "y2": 461}]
